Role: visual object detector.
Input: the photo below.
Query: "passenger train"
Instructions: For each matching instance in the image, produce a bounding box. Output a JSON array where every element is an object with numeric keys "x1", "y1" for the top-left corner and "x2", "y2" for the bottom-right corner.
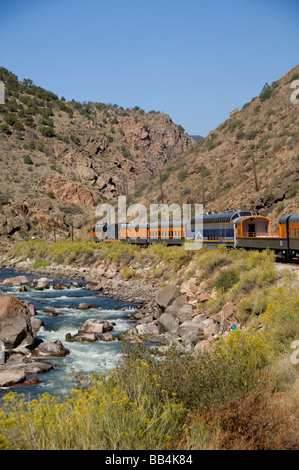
[{"x1": 89, "y1": 210, "x2": 299, "y2": 259}]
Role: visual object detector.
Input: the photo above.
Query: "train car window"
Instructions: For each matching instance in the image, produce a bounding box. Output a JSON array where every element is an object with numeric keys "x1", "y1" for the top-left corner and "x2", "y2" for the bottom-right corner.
[{"x1": 297, "y1": 230, "x2": 299, "y2": 238}]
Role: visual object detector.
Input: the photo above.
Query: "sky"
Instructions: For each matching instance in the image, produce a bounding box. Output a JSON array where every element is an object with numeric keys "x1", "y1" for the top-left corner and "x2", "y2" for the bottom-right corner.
[{"x1": 0, "y1": 0, "x2": 298, "y2": 136}]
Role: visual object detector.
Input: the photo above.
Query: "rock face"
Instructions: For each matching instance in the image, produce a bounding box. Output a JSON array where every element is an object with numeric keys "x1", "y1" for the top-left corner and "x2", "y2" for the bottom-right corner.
[{"x1": 0, "y1": 295, "x2": 36, "y2": 350}]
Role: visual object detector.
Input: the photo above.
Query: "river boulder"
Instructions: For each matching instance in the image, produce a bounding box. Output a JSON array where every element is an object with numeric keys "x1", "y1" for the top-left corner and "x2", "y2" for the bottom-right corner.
[
  {"x1": 30, "y1": 340, "x2": 70, "y2": 357},
  {"x1": 2, "y1": 275, "x2": 29, "y2": 287},
  {"x1": 0, "y1": 366, "x2": 26, "y2": 387},
  {"x1": 99, "y1": 332, "x2": 115, "y2": 342},
  {"x1": 0, "y1": 294, "x2": 36, "y2": 350},
  {"x1": 65, "y1": 332, "x2": 97, "y2": 342},
  {"x1": 78, "y1": 318, "x2": 114, "y2": 334},
  {"x1": 76, "y1": 302, "x2": 94, "y2": 310}
]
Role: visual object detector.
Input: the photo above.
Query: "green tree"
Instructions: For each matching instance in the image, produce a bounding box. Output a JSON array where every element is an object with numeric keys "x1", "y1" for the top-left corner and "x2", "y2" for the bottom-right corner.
[
  {"x1": 38, "y1": 126, "x2": 55, "y2": 137},
  {"x1": 13, "y1": 120, "x2": 24, "y2": 131},
  {"x1": 0, "y1": 123, "x2": 10, "y2": 134},
  {"x1": 24, "y1": 154, "x2": 33, "y2": 165}
]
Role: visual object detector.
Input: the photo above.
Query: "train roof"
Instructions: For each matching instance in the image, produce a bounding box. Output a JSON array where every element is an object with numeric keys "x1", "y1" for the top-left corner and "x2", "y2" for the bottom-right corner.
[
  {"x1": 191, "y1": 210, "x2": 253, "y2": 223},
  {"x1": 279, "y1": 214, "x2": 299, "y2": 224},
  {"x1": 233, "y1": 215, "x2": 270, "y2": 227}
]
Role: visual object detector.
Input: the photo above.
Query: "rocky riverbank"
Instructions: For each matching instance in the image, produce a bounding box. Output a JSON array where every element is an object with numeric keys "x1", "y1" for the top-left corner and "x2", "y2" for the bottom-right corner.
[{"x1": 1, "y1": 252, "x2": 241, "y2": 366}]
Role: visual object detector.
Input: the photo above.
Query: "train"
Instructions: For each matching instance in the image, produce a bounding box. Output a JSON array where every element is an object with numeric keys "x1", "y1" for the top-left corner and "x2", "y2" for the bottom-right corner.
[{"x1": 89, "y1": 209, "x2": 299, "y2": 259}]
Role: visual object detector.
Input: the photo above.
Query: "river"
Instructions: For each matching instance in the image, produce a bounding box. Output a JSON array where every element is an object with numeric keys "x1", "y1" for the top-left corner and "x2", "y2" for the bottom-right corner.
[{"x1": 0, "y1": 267, "x2": 136, "y2": 399}]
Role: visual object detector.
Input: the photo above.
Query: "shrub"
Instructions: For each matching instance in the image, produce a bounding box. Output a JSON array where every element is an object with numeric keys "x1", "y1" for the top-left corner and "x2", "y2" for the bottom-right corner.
[
  {"x1": 178, "y1": 169, "x2": 188, "y2": 182},
  {"x1": 246, "y1": 130, "x2": 259, "y2": 140},
  {"x1": 38, "y1": 126, "x2": 55, "y2": 137},
  {"x1": 286, "y1": 184, "x2": 299, "y2": 198},
  {"x1": 4, "y1": 113, "x2": 16, "y2": 126},
  {"x1": 13, "y1": 120, "x2": 24, "y2": 131},
  {"x1": 0, "y1": 123, "x2": 10, "y2": 134},
  {"x1": 23, "y1": 154, "x2": 33, "y2": 165},
  {"x1": 259, "y1": 83, "x2": 273, "y2": 101},
  {"x1": 0, "y1": 193, "x2": 9, "y2": 206},
  {"x1": 215, "y1": 268, "x2": 239, "y2": 292}
]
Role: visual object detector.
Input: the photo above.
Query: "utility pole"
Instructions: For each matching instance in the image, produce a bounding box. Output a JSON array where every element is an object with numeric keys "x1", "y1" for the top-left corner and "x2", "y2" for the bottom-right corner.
[
  {"x1": 54, "y1": 224, "x2": 56, "y2": 242},
  {"x1": 71, "y1": 221, "x2": 74, "y2": 242},
  {"x1": 251, "y1": 154, "x2": 259, "y2": 192},
  {"x1": 201, "y1": 174, "x2": 205, "y2": 208},
  {"x1": 122, "y1": 175, "x2": 129, "y2": 201},
  {"x1": 159, "y1": 169, "x2": 165, "y2": 204}
]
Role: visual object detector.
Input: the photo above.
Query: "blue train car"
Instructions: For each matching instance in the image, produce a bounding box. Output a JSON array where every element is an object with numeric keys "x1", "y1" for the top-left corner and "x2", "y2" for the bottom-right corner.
[{"x1": 185, "y1": 210, "x2": 253, "y2": 248}]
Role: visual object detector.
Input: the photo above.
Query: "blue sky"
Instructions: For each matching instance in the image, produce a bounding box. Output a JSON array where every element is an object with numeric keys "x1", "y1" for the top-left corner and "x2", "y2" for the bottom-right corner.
[{"x1": 0, "y1": 0, "x2": 298, "y2": 136}]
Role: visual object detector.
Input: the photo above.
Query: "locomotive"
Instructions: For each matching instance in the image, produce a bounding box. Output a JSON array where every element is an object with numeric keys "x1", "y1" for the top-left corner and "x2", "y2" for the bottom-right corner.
[{"x1": 89, "y1": 210, "x2": 299, "y2": 259}]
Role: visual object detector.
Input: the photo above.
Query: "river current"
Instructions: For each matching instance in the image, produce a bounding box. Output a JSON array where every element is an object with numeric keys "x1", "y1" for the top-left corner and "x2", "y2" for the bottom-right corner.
[{"x1": 0, "y1": 267, "x2": 136, "y2": 399}]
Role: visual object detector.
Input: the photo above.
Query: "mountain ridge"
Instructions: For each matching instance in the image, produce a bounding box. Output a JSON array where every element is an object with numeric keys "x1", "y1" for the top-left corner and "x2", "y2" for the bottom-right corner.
[{"x1": 0, "y1": 67, "x2": 195, "y2": 241}]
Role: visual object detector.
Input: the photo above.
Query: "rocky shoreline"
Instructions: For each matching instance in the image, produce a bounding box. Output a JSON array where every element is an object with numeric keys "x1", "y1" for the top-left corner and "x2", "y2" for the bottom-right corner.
[{"x1": 0, "y1": 249, "x2": 245, "y2": 390}]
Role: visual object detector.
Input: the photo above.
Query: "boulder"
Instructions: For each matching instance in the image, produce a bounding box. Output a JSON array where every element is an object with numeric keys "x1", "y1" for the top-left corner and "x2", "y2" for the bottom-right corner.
[
  {"x1": 203, "y1": 322, "x2": 220, "y2": 339},
  {"x1": 99, "y1": 333, "x2": 115, "y2": 342},
  {"x1": 89, "y1": 283, "x2": 102, "y2": 291},
  {"x1": 157, "y1": 312, "x2": 179, "y2": 334},
  {"x1": 96, "y1": 264, "x2": 106, "y2": 277},
  {"x1": 0, "y1": 366, "x2": 26, "y2": 387},
  {"x1": 23, "y1": 361, "x2": 54, "y2": 375},
  {"x1": 105, "y1": 268, "x2": 117, "y2": 279},
  {"x1": 177, "y1": 320, "x2": 206, "y2": 344},
  {"x1": 135, "y1": 322, "x2": 159, "y2": 337},
  {"x1": 212, "y1": 302, "x2": 235, "y2": 323},
  {"x1": 35, "y1": 280, "x2": 49, "y2": 290},
  {"x1": 76, "y1": 302, "x2": 94, "y2": 310},
  {"x1": 198, "y1": 293, "x2": 211, "y2": 302},
  {"x1": 30, "y1": 317, "x2": 44, "y2": 332},
  {"x1": 26, "y1": 303, "x2": 36, "y2": 317},
  {"x1": 65, "y1": 332, "x2": 97, "y2": 342},
  {"x1": 0, "y1": 295, "x2": 35, "y2": 350},
  {"x1": 2, "y1": 275, "x2": 29, "y2": 287},
  {"x1": 156, "y1": 282, "x2": 180, "y2": 310},
  {"x1": 30, "y1": 340, "x2": 70, "y2": 357},
  {"x1": 194, "y1": 339, "x2": 214, "y2": 355},
  {"x1": 43, "y1": 307, "x2": 56, "y2": 313},
  {"x1": 166, "y1": 295, "x2": 188, "y2": 318},
  {"x1": 78, "y1": 318, "x2": 114, "y2": 334},
  {"x1": 118, "y1": 328, "x2": 141, "y2": 343}
]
